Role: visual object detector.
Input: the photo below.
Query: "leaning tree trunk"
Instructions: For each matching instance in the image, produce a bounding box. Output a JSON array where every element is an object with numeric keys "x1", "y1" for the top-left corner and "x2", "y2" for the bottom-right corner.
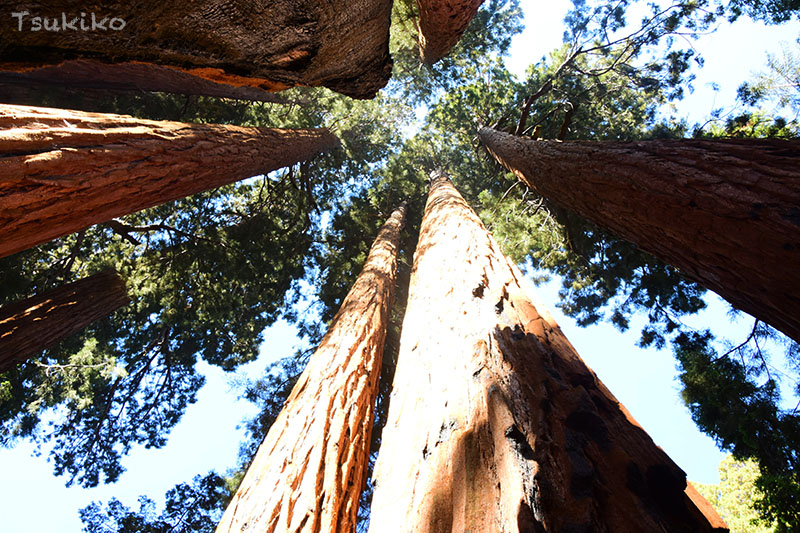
[
  {"x1": 217, "y1": 203, "x2": 407, "y2": 533},
  {"x1": 0, "y1": 104, "x2": 338, "y2": 259},
  {"x1": 0, "y1": 0, "x2": 392, "y2": 99},
  {"x1": 416, "y1": 0, "x2": 484, "y2": 64},
  {"x1": 368, "y1": 174, "x2": 727, "y2": 532},
  {"x1": 479, "y1": 127, "x2": 800, "y2": 344},
  {"x1": 0, "y1": 269, "x2": 129, "y2": 373},
  {"x1": 0, "y1": 61, "x2": 288, "y2": 103}
]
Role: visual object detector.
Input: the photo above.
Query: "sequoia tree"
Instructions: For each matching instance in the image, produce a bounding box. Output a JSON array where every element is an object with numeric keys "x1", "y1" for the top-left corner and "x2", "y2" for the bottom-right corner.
[
  {"x1": 218, "y1": 203, "x2": 407, "y2": 533},
  {"x1": 369, "y1": 173, "x2": 726, "y2": 531},
  {"x1": 0, "y1": 104, "x2": 338, "y2": 258},
  {"x1": 0, "y1": 0, "x2": 392, "y2": 99},
  {"x1": 415, "y1": 0, "x2": 485, "y2": 64},
  {"x1": 0, "y1": 61, "x2": 288, "y2": 103},
  {"x1": 478, "y1": 128, "x2": 800, "y2": 344},
  {"x1": 0, "y1": 269, "x2": 128, "y2": 373}
]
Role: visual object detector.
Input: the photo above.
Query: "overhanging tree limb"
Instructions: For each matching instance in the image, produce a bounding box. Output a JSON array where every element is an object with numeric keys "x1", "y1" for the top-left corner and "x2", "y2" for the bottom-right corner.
[
  {"x1": 479, "y1": 127, "x2": 800, "y2": 343},
  {"x1": 217, "y1": 202, "x2": 407, "y2": 533},
  {"x1": 0, "y1": 104, "x2": 339, "y2": 258}
]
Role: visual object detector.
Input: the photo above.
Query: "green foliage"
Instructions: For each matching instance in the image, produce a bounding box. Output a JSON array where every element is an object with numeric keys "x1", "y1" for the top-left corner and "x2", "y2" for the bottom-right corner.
[
  {"x1": 676, "y1": 330, "x2": 800, "y2": 529},
  {"x1": 725, "y1": 0, "x2": 800, "y2": 22},
  {"x1": 425, "y1": 2, "x2": 800, "y2": 524},
  {"x1": 697, "y1": 111, "x2": 798, "y2": 138},
  {"x1": 388, "y1": 0, "x2": 523, "y2": 105},
  {"x1": 695, "y1": 455, "x2": 776, "y2": 533},
  {"x1": 0, "y1": 84, "x2": 413, "y2": 488},
  {"x1": 3, "y1": 0, "x2": 798, "y2": 529},
  {"x1": 737, "y1": 37, "x2": 800, "y2": 125},
  {"x1": 80, "y1": 473, "x2": 230, "y2": 533},
  {"x1": 411, "y1": 27, "x2": 709, "y2": 352},
  {"x1": 0, "y1": 176, "x2": 311, "y2": 487},
  {"x1": 477, "y1": 187, "x2": 568, "y2": 270}
]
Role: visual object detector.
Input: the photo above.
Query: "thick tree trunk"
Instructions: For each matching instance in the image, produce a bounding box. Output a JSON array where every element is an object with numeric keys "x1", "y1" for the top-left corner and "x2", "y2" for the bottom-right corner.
[
  {"x1": 0, "y1": 269, "x2": 129, "y2": 373},
  {"x1": 0, "y1": 0, "x2": 392, "y2": 99},
  {"x1": 479, "y1": 127, "x2": 800, "y2": 344},
  {"x1": 416, "y1": 0, "x2": 484, "y2": 64},
  {"x1": 0, "y1": 104, "x2": 338, "y2": 258},
  {"x1": 0, "y1": 61, "x2": 287, "y2": 103},
  {"x1": 368, "y1": 174, "x2": 727, "y2": 532},
  {"x1": 217, "y1": 203, "x2": 407, "y2": 533}
]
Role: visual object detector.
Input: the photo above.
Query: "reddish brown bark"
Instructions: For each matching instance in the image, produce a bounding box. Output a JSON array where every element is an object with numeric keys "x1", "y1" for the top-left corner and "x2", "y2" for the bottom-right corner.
[
  {"x1": 0, "y1": 104, "x2": 338, "y2": 259},
  {"x1": 217, "y1": 203, "x2": 407, "y2": 533},
  {"x1": 416, "y1": 0, "x2": 485, "y2": 64},
  {"x1": 479, "y1": 127, "x2": 800, "y2": 344},
  {"x1": 0, "y1": 61, "x2": 287, "y2": 103},
  {"x1": 368, "y1": 175, "x2": 727, "y2": 532},
  {"x1": 0, "y1": 0, "x2": 392, "y2": 99},
  {"x1": 0, "y1": 269, "x2": 129, "y2": 373}
]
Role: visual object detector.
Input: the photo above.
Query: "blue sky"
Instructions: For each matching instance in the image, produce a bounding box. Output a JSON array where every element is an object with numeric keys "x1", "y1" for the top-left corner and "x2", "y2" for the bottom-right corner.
[{"x1": 1, "y1": 2, "x2": 799, "y2": 531}]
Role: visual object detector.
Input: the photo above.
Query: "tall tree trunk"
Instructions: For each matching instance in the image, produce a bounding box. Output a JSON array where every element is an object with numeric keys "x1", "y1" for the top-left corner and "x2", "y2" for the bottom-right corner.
[
  {"x1": 217, "y1": 203, "x2": 407, "y2": 533},
  {"x1": 0, "y1": 61, "x2": 287, "y2": 103},
  {"x1": 416, "y1": 0, "x2": 484, "y2": 64},
  {"x1": 0, "y1": 0, "x2": 392, "y2": 99},
  {"x1": 368, "y1": 174, "x2": 727, "y2": 532},
  {"x1": 0, "y1": 104, "x2": 338, "y2": 259},
  {"x1": 479, "y1": 127, "x2": 800, "y2": 344},
  {"x1": 0, "y1": 269, "x2": 129, "y2": 373}
]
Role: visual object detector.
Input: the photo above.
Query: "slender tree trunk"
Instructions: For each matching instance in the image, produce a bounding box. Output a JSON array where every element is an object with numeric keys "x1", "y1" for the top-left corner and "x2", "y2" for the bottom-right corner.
[
  {"x1": 368, "y1": 174, "x2": 727, "y2": 532},
  {"x1": 0, "y1": 269, "x2": 129, "y2": 373},
  {"x1": 0, "y1": 104, "x2": 338, "y2": 258},
  {"x1": 0, "y1": 0, "x2": 392, "y2": 99},
  {"x1": 416, "y1": 0, "x2": 484, "y2": 64},
  {"x1": 479, "y1": 127, "x2": 800, "y2": 344},
  {"x1": 217, "y1": 203, "x2": 407, "y2": 533}
]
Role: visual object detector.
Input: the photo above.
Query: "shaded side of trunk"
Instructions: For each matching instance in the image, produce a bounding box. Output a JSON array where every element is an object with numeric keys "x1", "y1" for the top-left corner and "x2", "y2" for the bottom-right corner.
[
  {"x1": 0, "y1": 104, "x2": 338, "y2": 258},
  {"x1": 0, "y1": 0, "x2": 392, "y2": 99},
  {"x1": 416, "y1": 0, "x2": 484, "y2": 64},
  {"x1": 368, "y1": 175, "x2": 727, "y2": 532},
  {"x1": 0, "y1": 61, "x2": 287, "y2": 102},
  {"x1": 217, "y1": 203, "x2": 407, "y2": 533},
  {"x1": 479, "y1": 127, "x2": 800, "y2": 344},
  {"x1": 0, "y1": 269, "x2": 129, "y2": 373}
]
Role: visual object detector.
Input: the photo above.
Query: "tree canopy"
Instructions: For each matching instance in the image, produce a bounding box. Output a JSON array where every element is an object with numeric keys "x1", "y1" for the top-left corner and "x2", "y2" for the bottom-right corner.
[
  {"x1": 695, "y1": 455, "x2": 778, "y2": 533},
  {"x1": 0, "y1": 0, "x2": 798, "y2": 530}
]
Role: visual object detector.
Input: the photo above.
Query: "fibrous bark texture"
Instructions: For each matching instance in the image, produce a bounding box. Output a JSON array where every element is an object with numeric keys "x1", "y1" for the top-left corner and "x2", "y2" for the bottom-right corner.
[
  {"x1": 368, "y1": 175, "x2": 727, "y2": 532},
  {"x1": 479, "y1": 127, "x2": 800, "y2": 344},
  {"x1": 0, "y1": 61, "x2": 287, "y2": 102},
  {"x1": 0, "y1": 269, "x2": 129, "y2": 373},
  {"x1": 0, "y1": 0, "x2": 392, "y2": 99},
  {"x1": 416, "y1": 0, "x2": 484, "y2": 64},
  {"x1": 0, "y1": 104, "x2": 338, "y2": 258},
  {"x1": 217, "y1": 203, "x2": 407, "y2": 533}
]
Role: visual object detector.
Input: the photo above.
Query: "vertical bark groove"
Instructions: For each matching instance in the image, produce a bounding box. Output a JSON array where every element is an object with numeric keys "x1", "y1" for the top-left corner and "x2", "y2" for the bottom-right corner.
[
  {"x1": 368, "y1": 175, "x2": 727, "y2": 532},
  {"x1": 0, "y1": 269, "x2": 129, "y2": 372},
  {"x1": 217, "y1": 203, "x2": 407, "y2": 533},
  {"x1": 479, "y1": 127, "x2": 800, "y2": 343},
  {"x1": 0, "y1": 104, "x2": 338, "y2": 258}
]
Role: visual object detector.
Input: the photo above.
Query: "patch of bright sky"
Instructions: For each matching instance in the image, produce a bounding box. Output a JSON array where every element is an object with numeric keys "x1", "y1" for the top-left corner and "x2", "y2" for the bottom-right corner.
[
  {"x1": 2, "y1": 3, "x2": 799, "y2": 532},
  {"x1": 665, "y1": 17, "x2": 799, "y2": 123},
  {"x1": 0, "y1": 319, "x2": 304, "y2": 533}
]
